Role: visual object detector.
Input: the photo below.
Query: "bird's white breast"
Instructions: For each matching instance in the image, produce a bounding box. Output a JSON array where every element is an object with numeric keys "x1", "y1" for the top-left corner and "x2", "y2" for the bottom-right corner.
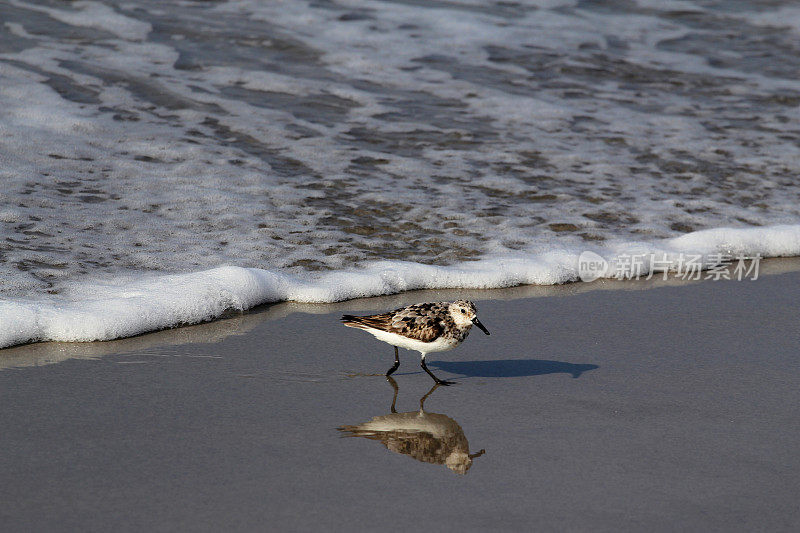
[{"x1": 366, "y1": 328, "x2": 460, "y2": 354}]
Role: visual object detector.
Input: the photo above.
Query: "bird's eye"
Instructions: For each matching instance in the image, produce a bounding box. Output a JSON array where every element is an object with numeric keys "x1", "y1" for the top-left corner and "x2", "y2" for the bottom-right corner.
[{"x1": 461, "y1": 308, "x2": 466, "y2": 314}]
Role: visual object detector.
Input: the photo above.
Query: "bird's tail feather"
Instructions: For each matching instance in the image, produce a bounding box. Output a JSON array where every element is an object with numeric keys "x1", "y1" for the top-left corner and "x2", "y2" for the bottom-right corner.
[{"x1": 341, "y1": 315, "x2": 369, "y2": 329}]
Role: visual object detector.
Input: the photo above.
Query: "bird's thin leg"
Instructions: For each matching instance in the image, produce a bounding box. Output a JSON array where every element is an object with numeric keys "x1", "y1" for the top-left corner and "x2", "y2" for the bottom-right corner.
[
  {"x1": 386, "y1": 346, "x2": 400, "y2": 377},
  {"x1": 420, "y1": 353, "x2": 455, "y2": 386},
  {"x1": 386, "y1": 376, "x2": 399, "y2": 413},
  {"x1": 419, "y1": 382, "x2": 440, "y2": 412}
]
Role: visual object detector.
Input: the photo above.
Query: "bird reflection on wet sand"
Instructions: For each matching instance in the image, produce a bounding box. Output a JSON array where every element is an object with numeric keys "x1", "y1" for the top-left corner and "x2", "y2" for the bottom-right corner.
[{"x1": 337, "y1": 378, "x2": 485, "y2": 475}]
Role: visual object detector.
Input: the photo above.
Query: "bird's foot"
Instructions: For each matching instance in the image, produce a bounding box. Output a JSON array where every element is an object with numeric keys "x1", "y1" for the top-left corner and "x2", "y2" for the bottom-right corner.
[{"x1": 435, "y1": 379, "x2": 456, "y2": 386}]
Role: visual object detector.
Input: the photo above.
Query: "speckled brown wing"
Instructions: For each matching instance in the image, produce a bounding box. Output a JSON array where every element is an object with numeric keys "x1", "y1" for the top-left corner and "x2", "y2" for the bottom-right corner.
[
  {"x1": 386, "y1": 302, "x2": 446, "y2": 342},
  {"x1": 341, "y1": 302, "x2": 447, "y2": 343}
]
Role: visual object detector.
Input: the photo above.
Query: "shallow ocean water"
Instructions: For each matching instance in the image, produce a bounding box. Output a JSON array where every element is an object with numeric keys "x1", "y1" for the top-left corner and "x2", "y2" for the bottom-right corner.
[{"x1": 2, "y1": 0, "x2": 800, "y2": 345}]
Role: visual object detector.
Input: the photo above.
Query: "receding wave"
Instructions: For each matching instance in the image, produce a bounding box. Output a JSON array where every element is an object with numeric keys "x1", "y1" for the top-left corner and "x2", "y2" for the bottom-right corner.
[{"x1": 3, "y1": 224, "x2": 798, "y2": 349}]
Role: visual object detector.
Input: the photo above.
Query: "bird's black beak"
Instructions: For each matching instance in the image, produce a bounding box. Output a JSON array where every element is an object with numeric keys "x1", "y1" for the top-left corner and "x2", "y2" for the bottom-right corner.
[{"x1": 472, "y1": 317, "x2": 490, "y2": 335}]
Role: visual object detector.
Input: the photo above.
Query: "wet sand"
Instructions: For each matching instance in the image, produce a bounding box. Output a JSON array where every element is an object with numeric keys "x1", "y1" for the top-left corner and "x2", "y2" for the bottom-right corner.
[{"x1": 1, "y1": 260, "x2": 799, "y2": 531}]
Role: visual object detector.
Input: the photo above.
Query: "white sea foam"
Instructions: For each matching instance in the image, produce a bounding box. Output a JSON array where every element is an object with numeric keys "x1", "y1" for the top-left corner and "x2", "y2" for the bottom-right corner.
[
  {"x1": 9, "y1": 0, "x2": 152, "y2": 41},
  {"x1": 2, "y1": 0, "x2": 800, "y2": 292},
  {"x1": 2, "y1": 224, "x2": 798, "y2": 349}
]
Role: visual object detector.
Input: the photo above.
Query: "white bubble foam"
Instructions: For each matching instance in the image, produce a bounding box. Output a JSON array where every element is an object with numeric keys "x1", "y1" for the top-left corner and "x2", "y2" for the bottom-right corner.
[
  {"x1": 2, "y1": 224, "x2": 798, "y2": 349},
  {"x1": 9, "y1": 0, "x2": 151, "y2": 40}
]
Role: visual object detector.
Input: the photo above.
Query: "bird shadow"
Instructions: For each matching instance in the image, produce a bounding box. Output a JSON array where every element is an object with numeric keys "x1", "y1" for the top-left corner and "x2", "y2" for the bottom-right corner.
[{"x1": 428, "y1": 359, "x2": 598, "y2": 379}]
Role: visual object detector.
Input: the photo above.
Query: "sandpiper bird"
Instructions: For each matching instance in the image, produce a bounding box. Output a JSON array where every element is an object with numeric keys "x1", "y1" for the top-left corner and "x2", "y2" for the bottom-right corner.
[{"x1": 341, "y1": 300, "x2": 490, "y2": 385}]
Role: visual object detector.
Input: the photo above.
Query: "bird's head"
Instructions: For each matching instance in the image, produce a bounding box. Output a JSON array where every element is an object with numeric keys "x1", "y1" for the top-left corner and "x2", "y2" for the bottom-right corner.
[{"x1": 449, "y1": 300, "x2": 490, "y2": 335}]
